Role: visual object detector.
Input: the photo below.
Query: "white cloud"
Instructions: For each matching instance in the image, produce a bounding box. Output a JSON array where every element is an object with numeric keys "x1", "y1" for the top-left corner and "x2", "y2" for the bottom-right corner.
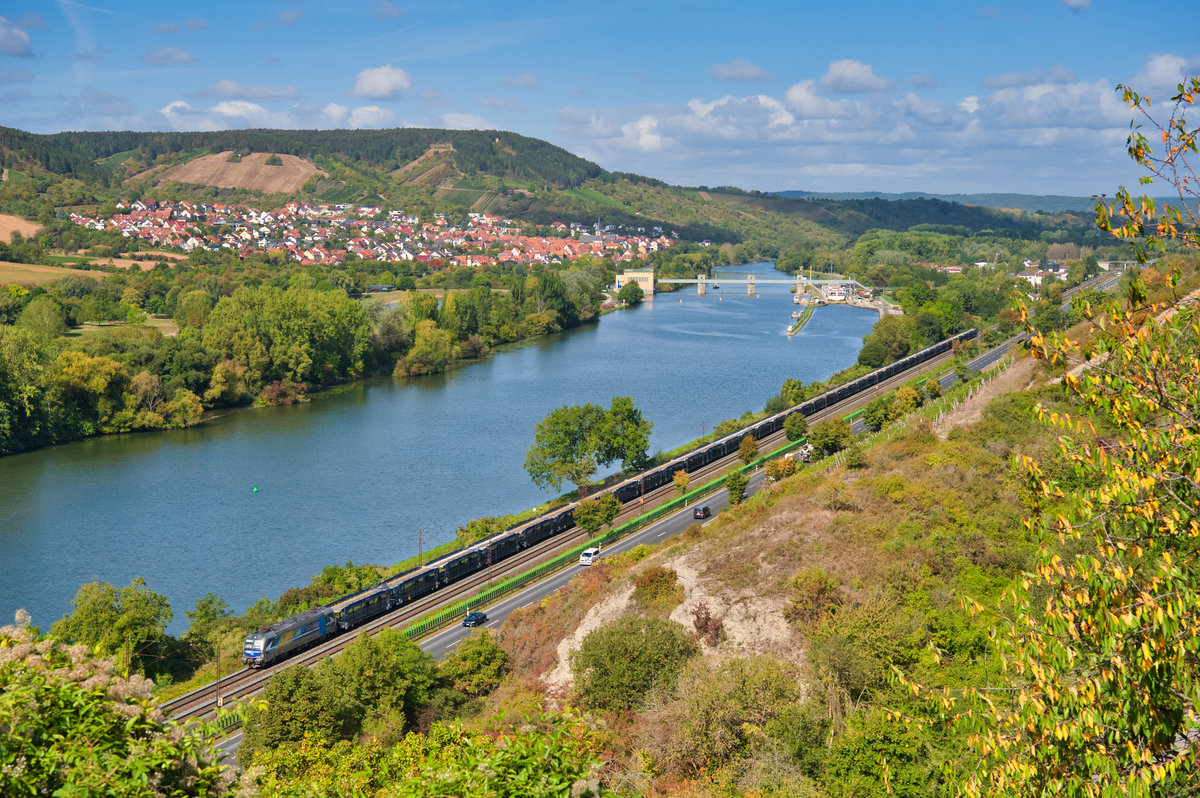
[
  {"x1": 821, "y1": 60, "x2": 891, "y2": 92},
  {"x1": 709, "y1": 59, "x2": 771, "y2": 82},
  {"x1": 353, "y1": 64, "x2": 412, "y2": 99},
  {"x1": 0, "y1": 16, "x2": 33, "y2": 57},
  {"x1": 556, "y1": 105, "x2": 617, "y2": 138},
  {"x1": 1129, "y1": 53, "x2": 1200, "y2": 96},
  {"x1": 478, "y1": 96, "x2": 525, "y2": 112},
  {"x1": 348, "y1": 105, "x2": 394, "y2": 127},
  {"x1": 983, "y1": 66, "x2": 1076, "y2": 88},
  {"x1": 157, "y1": 99, "x2": 393, "y2": 131},
  {"x1": 783, "y1": 80, "x2": 853, "y2": 119},
  {"x1": 1061, "y1": 0, "x2": 1091, "y2": 10},
  {"x1": 618, "y1": 116, "x2": 668, "y2": 152},
  {"x1": 193, "y1": 80, "x2": 301, "y2": 101},
  {"x1": 442, "y1": 112, "x2": 493, "y2": 130},
  {"x1": 981, "y1": 79, "x2": 1130, "y2": 129},
  {"x1": 959, "y1": 95, "x2": 980, "y2": 113},
  {"x1": 501, "y1": 69, "x2": 538, "y2": 88},
  {"x1": 681, "y1": 95, "x2": 794, "y2": 139},
  {"x1": 143, "y1": 46, "x2": 195, "y2": 65}
]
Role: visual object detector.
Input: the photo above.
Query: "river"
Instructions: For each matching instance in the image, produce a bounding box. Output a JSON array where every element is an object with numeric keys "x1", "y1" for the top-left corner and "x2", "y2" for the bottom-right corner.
[{"x1": 0, "y1": 263, "x2": 877, "y2": 633}]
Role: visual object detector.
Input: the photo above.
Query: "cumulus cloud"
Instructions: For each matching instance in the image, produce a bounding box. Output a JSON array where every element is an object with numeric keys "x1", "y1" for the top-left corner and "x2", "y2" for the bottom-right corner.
[
  {"x1": 619, "y1": 116, "x2": 668, "y2": 152},
  {"x1": 501, "y1": 69, "x2": 538, "y2": 88},
  {"x1": 478, "y1": 96, "x2": 525, "y2": 112},
  {"x1": 959, "y1": 95, "x2": 980, "y2": 113},
  {"x1": 0, "y1": 16, "x2": 34, "y2": 57},
  {"x1": 821, "y1": 59, "x2": 891, "y2": 92},
  {"x1": 374, "y1": 0, "x2": 401, "y2": 18},
  {"x1": 1061, "y1": 0, "x2": 1091, "y2": 10},
  {"x1": 983, "y1": 65, "x2": 1076, "y2": 88},
  {"x1": 0, "y1": 67, "x2": 33, "y2": 83},
  {"x1": 442, "y1": 112, "x2": 493, "y2": 130},
  {"x1": 192, "y1": 80, "x2": 301, "y2": 101},
  {"x1": 158, "y1": 99, "x2": 392, "y2": 131},
  {"x1": 783, "y1": 80, "x2": 853, "y2": 118},
  {"x1": 143, "y1": 46, "x2": 195, "y2": 65},
  {"x1": 348, "y1": 105, "x2": 393, "y2": 127},
  {"x1": 353, "y1": 64, "x2": 412, "y2": 99},
  {"x1": 709, "y1": 59, "x2": 771, "y2": 82},
  {"x1": 557, "y1": 105, "x2": 617, "y2": 138},
  {"x1": 1129, "y1": 53, "x2": 1200, "y2": 96}
]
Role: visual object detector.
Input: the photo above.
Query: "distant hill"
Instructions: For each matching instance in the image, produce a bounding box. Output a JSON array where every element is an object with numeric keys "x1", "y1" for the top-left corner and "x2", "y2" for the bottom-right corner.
[
  {"x1": 0, "y1": 125, "x2": 1101, "y2": 251},
  {"x1": 774, "y1": 190, "x2": 1117, "y2": 214}
]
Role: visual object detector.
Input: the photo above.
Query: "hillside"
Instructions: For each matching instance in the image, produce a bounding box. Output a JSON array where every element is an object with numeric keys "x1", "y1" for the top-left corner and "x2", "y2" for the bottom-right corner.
[
  {"x1": 154, "y1": 151, "x2": 324, "y2": 193},
  {"x1": 0, "y1": 126, "x2": 1099, "y2": 256}
]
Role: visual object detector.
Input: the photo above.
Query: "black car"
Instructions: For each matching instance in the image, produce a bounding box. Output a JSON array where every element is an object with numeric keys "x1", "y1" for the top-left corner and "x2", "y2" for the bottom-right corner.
[
  {"x1": 462, "y1": 611, "x2": 488, "y2": 627},
  {"x1": 692, "y1": 505, "x2": 711, "y2": 519}
]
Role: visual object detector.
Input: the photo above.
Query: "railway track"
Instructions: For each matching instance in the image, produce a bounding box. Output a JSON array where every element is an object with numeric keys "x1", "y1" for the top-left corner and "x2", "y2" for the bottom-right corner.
[{"x1": 163, "y1": 345, "x2": 962, "y2": 724}]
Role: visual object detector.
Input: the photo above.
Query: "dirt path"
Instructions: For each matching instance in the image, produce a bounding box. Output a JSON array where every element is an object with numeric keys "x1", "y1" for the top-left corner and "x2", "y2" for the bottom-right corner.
[{"x1": 933, "y1": 356, "x2": 1036, "y2": 439}]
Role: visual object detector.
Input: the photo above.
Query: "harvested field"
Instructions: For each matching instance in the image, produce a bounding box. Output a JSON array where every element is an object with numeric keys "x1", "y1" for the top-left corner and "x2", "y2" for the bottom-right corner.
[
  {"x1": 157, "y1": 151, "x2": 324, "y2": 193},
  {"x1": 0, "y1": 213, "x2": 41, "y2": 242},
  {"x1": 0, "y1": 262, "x2": 101, "y2": 286}
]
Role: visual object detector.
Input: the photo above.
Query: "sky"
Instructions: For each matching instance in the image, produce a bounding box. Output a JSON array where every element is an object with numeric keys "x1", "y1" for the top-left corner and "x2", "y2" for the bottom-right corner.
[{"x1": 2, "y1": 0, "x2": 1199, "y2": 196}]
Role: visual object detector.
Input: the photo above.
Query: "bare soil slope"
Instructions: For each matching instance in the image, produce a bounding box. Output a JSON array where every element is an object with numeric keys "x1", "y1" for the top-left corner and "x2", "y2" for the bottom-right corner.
[
  {"x1": 157, "y1": 152, "x2": 323, "y2": 193},
  {"x1": 389, "y1": 144, "x2": 461, "y2": 187},
  {"x1": 0, "y1": 213, "x2": 42, "y2": 242}
]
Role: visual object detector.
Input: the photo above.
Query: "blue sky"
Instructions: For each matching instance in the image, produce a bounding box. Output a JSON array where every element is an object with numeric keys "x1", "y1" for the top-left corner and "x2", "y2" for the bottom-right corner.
[{"x1": 2, "y1": 0, "x2": 1198, "y2": 195}]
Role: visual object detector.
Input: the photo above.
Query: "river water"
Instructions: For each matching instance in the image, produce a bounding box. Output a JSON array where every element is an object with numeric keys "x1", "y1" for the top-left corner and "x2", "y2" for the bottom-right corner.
[{"x1": 0, "y1": 263, "x2": 877, "y2": 633}]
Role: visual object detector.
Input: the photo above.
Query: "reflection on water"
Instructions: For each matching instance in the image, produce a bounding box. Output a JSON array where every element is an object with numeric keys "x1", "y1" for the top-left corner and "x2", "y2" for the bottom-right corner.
[{"x1": 0, "y1": 263, "x2": 878, "y2": 632}]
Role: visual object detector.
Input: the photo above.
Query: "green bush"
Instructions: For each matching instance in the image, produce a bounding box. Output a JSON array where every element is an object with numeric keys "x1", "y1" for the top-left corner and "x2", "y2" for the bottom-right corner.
[
  {"x1": 633, "y1": 565, "x2": 683, "y2": 611},
  {"x1": 571, "y1": 615, "x2": 697, "y2": 712}
]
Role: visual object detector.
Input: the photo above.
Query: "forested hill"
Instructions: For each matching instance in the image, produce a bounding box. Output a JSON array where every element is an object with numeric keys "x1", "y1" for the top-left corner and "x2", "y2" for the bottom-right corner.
[
  {"x1": 2, "y1": 126, "x2": 606, "y2": 190},
  {"x1": 1, "y1": 125, "x2": 1093, "y2": 251}
]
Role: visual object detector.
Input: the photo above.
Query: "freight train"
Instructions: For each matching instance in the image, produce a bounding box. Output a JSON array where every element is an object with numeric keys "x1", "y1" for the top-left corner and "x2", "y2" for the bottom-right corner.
[{"x1": 243, "y1": 327, "x2": 977, "y2": 667}]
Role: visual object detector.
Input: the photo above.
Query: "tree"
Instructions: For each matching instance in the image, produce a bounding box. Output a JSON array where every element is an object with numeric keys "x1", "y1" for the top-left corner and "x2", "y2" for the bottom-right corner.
[
  {"x1": 573, "y1": 493, "x2": 620, "y2": 534},
  {"x1": 524, "y1": 402, "x2": 606, "y2": 496},
  {"x1": 737, "y1": 434, "x2": 759, "y2": 464},
  {"x1": 725, "y1": 468, "x2": 749, "y2": 505},
  {"x1": 51, "y1": 577, "x2": 173, "y2": 676},
  {"x1": 240, "y1": 664, "x2": 358, "y2": 766},
  {"x1": 913, "y1": 76, "x2": 1200, "y2": 798},
  {"x1": 0, "y1": 324, "x2": 50, "y2": 455},
  {"x1": 17, "y1": 294, "x2": 67, "y2": 338},
  {"x1": 571, "y1": 615, "x2": 697, "y2": 712},
  {"x1": 673, "y1": 468, "x2": 690, "y2": 495},
  {"x1": 809, "y1": 417, "x2": 852, "y2": 457},
  {"x1": 783, "y1": 412, "x2": 808, "y2": 442},
  {"x1": 0, "y1": 621, "x2": 225, "y2": 797},
  {"x1": 437, "y1": 630, "x2": 509, "y2": 699},
  {"x1": 862, "y1": 394, "x2": 895, "y2": 432},
  {"x1": 525, "y1": 397, "x2": 652, "y2": 496},
  {"x1": 617, "y1": 280, "x2": 644, "y2": 305}
]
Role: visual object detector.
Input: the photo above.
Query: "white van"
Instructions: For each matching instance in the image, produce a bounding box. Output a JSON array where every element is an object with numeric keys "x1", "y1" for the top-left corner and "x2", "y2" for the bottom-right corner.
[{"x1": 579, "y1": 547, "x2": 600, "y2": 566}]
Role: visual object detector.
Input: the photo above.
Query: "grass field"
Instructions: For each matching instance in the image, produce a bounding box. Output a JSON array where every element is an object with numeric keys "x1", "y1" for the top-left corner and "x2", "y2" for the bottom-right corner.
[
  {"x1": 0, "y1": 261, "x2": 101, "y2": 285},
  {"x1": 566, "y1": 187, "x2": 628, "y2": 210}
]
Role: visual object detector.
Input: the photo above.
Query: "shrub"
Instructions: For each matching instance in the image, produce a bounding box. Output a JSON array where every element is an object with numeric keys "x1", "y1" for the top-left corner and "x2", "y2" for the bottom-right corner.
[
  {"x1": 691, "y1": 601, "x2": 724, "y2": 646},
  {"x1": 633, "y1": 565, "x2": 682, "y2": 611},
  {"x1": 571, "y1": 615, "x2": 697, "y2": 712}
]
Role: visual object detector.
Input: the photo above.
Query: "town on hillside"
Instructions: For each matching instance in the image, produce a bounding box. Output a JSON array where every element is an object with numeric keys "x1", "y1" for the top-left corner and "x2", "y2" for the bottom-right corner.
[{"x1": 67, "y1": 200, "x2": 678, "y2": 271}]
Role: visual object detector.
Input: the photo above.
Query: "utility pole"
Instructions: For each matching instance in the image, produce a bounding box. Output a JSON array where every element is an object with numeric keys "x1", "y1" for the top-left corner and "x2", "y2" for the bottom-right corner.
[{"x1": 418, "y1": 527, "x2": 423, "y2": 567}]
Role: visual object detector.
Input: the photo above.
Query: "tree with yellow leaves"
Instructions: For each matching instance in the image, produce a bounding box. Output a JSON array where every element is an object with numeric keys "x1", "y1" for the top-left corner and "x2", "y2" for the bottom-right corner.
[{"x1": 905, "y1": 77, "x2": 1200, "y2": 798}]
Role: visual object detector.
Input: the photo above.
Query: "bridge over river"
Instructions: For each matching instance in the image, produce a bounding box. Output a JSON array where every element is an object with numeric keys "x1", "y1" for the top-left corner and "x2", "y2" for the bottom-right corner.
[{"x1": 654, "y1": 274, "x2": 869, "y2": 295}]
